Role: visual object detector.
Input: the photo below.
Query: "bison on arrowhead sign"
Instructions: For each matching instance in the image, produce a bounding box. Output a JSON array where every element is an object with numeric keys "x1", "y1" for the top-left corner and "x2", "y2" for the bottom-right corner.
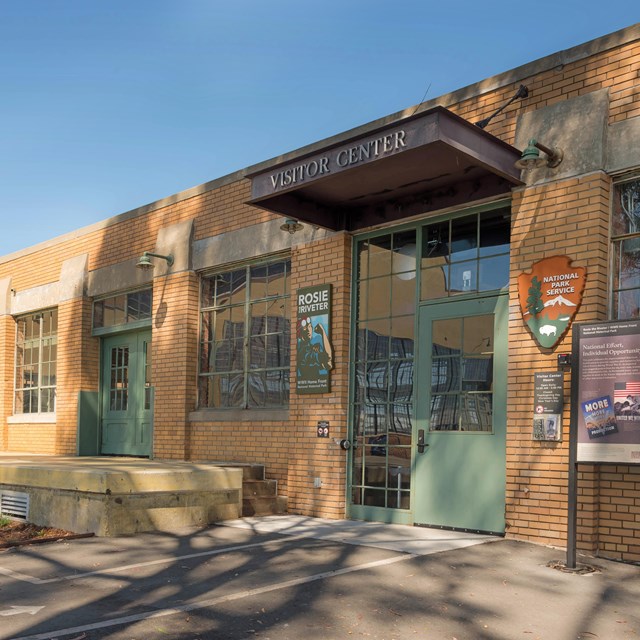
[{"x1": 517, "y1": 255, "x2": 586, "y2": 349}]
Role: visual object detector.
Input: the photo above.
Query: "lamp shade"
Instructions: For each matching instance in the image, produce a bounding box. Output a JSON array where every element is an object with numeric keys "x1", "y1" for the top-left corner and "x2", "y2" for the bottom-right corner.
[
  {"x1": 136, "y1": 253, "x2": 154, "y2": 270},
  {"x1": 515, "y1": 139, "x2": 546, "y2": 170},
  {"x1": 280, "y1": 218, "x2": 303, "y2": 234}
]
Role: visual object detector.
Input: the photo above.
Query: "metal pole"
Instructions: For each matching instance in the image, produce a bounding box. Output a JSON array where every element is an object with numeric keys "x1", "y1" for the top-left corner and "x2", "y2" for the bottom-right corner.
[{"x1": 566, "y1": 324, "x2": 580, "y2": 568}]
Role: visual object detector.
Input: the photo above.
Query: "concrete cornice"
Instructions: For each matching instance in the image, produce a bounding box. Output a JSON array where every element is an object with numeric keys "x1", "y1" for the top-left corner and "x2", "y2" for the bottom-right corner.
[{"x1": 1, "y1": 24, "x2": 638, "y2": 266}]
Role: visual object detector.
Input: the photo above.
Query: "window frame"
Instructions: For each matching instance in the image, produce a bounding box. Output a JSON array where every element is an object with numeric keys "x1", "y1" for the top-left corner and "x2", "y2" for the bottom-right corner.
[
  {"x1": 197, "y1": 254, "x2": 291, "y2": 410},
  {"x1": 611, "y1": 175, "x2": 640, "y2": 320},
  {"x1": 92, "y1": 287, "x2": 153, "y2": 336},
  {"x1": 13, "y1": 308, "x2": 58, "y2": 416}
]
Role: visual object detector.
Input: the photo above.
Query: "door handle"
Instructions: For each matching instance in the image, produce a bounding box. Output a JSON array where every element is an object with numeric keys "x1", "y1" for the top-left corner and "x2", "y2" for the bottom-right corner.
[{"x1": 417, "y1": 429, "x2": 429, "y2": 454}]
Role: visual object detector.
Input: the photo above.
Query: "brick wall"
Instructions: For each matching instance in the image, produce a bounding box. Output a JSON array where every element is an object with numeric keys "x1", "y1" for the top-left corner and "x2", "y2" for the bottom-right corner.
[
  {"x1": 54, "y1": 298, "x2": 100, "y2": 454},
  {"x1": 152, "y1": 270, "x2": 199, "y2": 460},
  {"x1": 507, "y1": 174, "x2": 611, "y2": 549},
  {"x1": 0, "y1": 315, "x2": 15, "y2": 451},
  {"x1": 598, "y1": 465, "x2": 640, "y2": 561},
  {"x1": 286, "y1": 232, "x2": 352, "y2": 518}
]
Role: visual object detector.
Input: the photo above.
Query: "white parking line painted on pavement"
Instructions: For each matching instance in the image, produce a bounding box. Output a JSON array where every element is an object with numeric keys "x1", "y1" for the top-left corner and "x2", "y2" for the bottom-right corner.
[
  {"x1": 12, "y1": 553, "x2": 415, "y2": 640},
  {"x1": 0, "y1": 533, "x2": 313, "y2": 585},
  {"x1": 0, "y1": 566, "x2": 42, "y2": 585},
  {"x1": 0, "y1": 606, "x2": 44, "y2": 617}
]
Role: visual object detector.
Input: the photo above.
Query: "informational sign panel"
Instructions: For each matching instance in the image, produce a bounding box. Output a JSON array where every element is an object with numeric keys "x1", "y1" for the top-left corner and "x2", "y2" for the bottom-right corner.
[
  {"x1": 533, "y1": 372, "x2": 564, "y2": 441},
  {"x1": 296, "y1": 284, "x2": 334, "y2": 394},
  {"x1": 574, "y1": 320, "x2": 640, "y2": 463}
]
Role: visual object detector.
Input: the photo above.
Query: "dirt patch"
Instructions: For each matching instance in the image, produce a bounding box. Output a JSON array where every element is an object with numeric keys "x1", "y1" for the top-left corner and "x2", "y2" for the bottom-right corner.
[{"x1": 0, "y1": 519, "x2": 91, "y2": 549}]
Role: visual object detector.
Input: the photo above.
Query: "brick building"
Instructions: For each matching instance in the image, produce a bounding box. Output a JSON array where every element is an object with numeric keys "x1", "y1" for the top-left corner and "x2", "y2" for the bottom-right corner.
[{"x1": 1, "y1": 25, "x2": 640, "y2": 561}]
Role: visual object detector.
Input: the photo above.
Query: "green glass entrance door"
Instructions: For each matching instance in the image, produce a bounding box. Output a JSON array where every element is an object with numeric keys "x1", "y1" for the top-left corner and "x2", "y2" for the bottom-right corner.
[
  {"x1": 100, "y1": 331, "x2": 152, "y2": 457},
  {"x1": 414, "y1": 295, "x2": 507, "y2": 533}
]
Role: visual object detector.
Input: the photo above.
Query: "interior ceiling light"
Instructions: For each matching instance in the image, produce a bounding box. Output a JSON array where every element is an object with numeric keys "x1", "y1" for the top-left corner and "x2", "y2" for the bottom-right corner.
[{"x1": 515, "y1": 138, "x2": 564, "y2": 170}]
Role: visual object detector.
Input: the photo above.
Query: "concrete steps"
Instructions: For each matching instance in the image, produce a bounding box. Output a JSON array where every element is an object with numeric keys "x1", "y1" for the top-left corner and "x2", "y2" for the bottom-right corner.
[{"x1": 241, "y1": 465, "x2": 287, "y2": 517}]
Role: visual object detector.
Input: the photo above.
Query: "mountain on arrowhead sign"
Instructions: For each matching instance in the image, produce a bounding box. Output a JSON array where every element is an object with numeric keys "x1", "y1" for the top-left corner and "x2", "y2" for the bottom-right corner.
[{"x1": 517, "y1": 255, "x2": 587, "y2": 349}]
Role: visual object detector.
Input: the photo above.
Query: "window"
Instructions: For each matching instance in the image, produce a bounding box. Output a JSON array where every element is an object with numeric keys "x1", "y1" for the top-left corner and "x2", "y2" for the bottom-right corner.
[
  {"x1": 612, "y1": 178, "x2": 640, "y2": 319},
  {"x1": 93, "y1": 289, "x2": 152, "y2": 330},
  {"x1": 430, "y1": 315, "x2": 494, "y2": 432},
  {"x1": 352, "y1": 230, "x2": 416, "y2": 510},
  {"x1": 199, "y1": 258, "x2": 291, "y2": 409},
  {"x1": 14, "y1": 309, "x2": 58, "y2": 414},
  {"x1": 421, "y1": 208, "x2": 510, "y2": 300}
]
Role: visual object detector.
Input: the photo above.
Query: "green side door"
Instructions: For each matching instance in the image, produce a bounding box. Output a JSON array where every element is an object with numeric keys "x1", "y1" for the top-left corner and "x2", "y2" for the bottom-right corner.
[
  {"x1": 414, "y1": 295, "x2": 507, "y2": 533},
  {"x1": 100, "y1": 331, "x2": 152, "y2": 457}
]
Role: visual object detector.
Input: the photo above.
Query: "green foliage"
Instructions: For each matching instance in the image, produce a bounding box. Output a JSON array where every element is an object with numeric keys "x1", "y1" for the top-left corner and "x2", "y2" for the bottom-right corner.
[
  {"x1": 526, "y1": 276, "x2": 544, "y2": 316},
  {"x1": 0, "y1": 515, "x2": 11, "y2": 528}
]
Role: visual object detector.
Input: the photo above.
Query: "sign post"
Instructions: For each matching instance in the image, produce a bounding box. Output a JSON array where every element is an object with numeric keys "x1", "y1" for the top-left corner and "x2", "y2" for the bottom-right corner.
[{"x1": 567, "y1": 327, "x2": 580, "y2": 568}]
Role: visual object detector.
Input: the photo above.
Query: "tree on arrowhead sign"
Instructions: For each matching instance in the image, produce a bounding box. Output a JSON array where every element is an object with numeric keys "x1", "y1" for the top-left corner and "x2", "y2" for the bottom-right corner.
[{"x1": 517, "y1": 255, "x2": 587, "y2": 348}]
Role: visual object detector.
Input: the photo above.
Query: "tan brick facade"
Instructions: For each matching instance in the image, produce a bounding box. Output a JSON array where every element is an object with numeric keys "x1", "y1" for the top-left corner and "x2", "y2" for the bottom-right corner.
[
  {"x1": 1, "y1": 26, "x2": 639, "y2": 562},
  {"x1": 507, "y1": 175, "x2": 611, "y2": 548},
  {"x1": 0, "y1": 315, "x2": 15, "y2": 451},
  {"x1": 152, "y1": 270, "x2": 199, "y2": 461}
]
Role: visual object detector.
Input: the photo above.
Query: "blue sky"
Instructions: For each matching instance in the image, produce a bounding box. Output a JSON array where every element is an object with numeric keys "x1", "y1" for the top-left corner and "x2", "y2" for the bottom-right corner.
[{"x1": 0, "y1": 2, "x2": 637, "y2": 257}]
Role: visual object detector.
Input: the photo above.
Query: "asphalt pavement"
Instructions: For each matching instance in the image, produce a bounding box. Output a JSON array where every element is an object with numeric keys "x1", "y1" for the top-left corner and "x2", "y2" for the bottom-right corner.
[{"x1": 0, "y1": 515, "x2": 638, "y2": 640}]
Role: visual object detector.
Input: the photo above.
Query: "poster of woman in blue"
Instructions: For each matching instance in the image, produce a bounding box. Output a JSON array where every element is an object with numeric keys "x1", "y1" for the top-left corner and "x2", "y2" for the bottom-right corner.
[{"x1": 296, "y1": 284, "x2": 334, "y2": 393}]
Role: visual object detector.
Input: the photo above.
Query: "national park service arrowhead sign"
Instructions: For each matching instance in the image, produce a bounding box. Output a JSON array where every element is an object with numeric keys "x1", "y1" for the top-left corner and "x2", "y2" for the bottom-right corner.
[{"x1": 518, "y1": 255, "x2": 586, "y2": 349}]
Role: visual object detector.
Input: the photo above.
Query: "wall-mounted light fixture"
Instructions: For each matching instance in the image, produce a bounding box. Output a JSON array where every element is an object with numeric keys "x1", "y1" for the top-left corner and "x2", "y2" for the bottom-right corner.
[
  {"x1": 280, "y1": 218, "x2": 304, "y2": 234},
  {"x1": 136, "y1": 251, "x2": 174, "y2": 270},
  {"x1": 515, "y1": 138, "x2": 564, "y2": 170}
]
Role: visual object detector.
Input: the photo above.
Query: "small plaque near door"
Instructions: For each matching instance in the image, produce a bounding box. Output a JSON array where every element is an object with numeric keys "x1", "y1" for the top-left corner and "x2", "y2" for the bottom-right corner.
[{"x1": 532, "y1": 371, "x2": 564, "y2": 441}]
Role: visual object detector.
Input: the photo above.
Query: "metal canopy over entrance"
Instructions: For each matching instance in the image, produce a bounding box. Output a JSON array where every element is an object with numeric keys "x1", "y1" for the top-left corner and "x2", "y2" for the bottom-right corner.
[{"x1": 248, "y1": 106, "x2": 523, "y2": 231}]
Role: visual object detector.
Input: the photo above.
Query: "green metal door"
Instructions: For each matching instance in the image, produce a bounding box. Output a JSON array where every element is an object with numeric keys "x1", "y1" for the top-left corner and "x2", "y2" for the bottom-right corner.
[
  {"x1": 100, "y1": 331, "x2": 152, "y2": 457},
  {"x1": 414, "y1": 295, "x2": 507, "y2": 533}
]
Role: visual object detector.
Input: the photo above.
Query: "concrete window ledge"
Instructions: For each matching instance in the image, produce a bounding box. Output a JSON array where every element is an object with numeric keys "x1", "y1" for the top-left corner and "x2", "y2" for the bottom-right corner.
[
  {"x1": 189, "y1": 409, "x2": 290, "y2": 423},
  {"x1": 7, "y1": 413, "x2": 56, "y2": 424}
]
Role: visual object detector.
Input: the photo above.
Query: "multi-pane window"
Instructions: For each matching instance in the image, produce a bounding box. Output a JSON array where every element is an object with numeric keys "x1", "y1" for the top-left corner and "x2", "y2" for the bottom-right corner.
[
  {"x1": 351, "y1": 207, "x2": 510, "y2": 511},
  {"x1": 421, "y1": 207, "x2": 510, "y2": 300},
  {"x1": 109, "y1": 346, "x2": 129, "y2": 411},
  {"x1": 430, "y1": 315, "x2": 494, "y2": 432},
  {"x1": 352, "y1": 230, "x2": 416, "y2": 510},
  {"x1": 199, "y1": 258, "x2": 291, "y2": 409},
  {"x1": 612, "y1": 178, "x2": 640, "y2": 319},
  {"x1": 93, "y1": 289, "x2": 152, "y2": 330},
  {"x1": 14, "y1": 309, "x2": 58, "y2": 414}
]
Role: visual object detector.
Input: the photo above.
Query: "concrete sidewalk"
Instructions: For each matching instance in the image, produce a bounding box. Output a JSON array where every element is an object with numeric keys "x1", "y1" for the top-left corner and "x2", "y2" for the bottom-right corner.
[
  {"x1": 0, "y1": 515, "x2": 638, "y2": 639},
  {"x1": 222, "y1": 514, "x2": 499, "y2": 555}
]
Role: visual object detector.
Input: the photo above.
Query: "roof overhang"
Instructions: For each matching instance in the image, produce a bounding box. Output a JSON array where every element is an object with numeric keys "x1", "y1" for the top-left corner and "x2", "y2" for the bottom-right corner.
[{"x1": 247, "y1": 106, "x2": 524, "y2": 232}]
